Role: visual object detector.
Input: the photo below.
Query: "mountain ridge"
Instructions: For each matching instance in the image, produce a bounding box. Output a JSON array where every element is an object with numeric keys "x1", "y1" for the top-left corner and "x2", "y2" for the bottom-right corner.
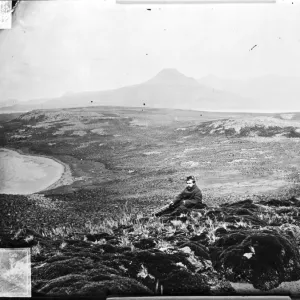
[{"x1": 0, "y1": 69, "x2": 271, "y2": 112}]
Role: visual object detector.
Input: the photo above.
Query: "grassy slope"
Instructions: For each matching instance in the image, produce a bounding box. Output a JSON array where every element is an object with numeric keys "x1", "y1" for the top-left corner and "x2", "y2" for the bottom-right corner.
[
  {"x1": 2, "y1": 107, "x2": 300, "y2": 295},
  {"x1": 1, "y1": 107, "x2": 300, "y2": 223}
]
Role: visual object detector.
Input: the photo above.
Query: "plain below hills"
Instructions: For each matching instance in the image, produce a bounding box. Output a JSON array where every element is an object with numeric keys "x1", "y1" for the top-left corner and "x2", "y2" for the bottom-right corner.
[{"x1": 1, "y1": 106, "x2": 300, "y2": 202}]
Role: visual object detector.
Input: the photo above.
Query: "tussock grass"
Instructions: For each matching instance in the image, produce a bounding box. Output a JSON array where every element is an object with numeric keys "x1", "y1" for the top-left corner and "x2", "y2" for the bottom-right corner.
[
  {"x1": 7, "y1": 193, "x2": 300, "y2": 260},
  {"x1": 257, "y1": 211, "x2": 296, "y2": 226}
]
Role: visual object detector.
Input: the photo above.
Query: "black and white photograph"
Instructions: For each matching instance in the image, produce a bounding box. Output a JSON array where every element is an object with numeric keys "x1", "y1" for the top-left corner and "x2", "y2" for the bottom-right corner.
[
  {"x1": 1, "y1": 0, "x2": 300, "y2": 297},
  {"x1": 0, "y1": 248, "x2": 31, "y2": 297}
]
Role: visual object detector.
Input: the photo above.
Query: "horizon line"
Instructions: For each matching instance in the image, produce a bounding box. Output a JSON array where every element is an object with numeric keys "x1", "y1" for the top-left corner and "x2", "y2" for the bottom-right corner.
[{"x1": 1, "y1": 105, "x2": 300, "y2": 115}]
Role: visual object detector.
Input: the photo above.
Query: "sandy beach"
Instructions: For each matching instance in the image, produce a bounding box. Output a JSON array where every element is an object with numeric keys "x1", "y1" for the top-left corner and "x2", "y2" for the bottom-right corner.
[{"x1": 0, "y1": 148, "x2": 66, "y2": 195}]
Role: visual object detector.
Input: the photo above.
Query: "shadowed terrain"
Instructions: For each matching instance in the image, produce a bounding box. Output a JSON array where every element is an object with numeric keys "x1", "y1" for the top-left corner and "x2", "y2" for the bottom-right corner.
[{"x1": 1, "y1": 106, "x2": 300, "y2": 296}]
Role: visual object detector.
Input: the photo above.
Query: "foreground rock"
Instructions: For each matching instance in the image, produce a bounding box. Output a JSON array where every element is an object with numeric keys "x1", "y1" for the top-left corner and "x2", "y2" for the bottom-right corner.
[
  {"x1": 210, "y1": 229, "x2": 300, "y2": 291},
  {"x1": 36, "y1": 274, "x2": 152, "y2": 297},
  {"x1": 3, "y1": 196, "x2": 300, "y2": 296}
]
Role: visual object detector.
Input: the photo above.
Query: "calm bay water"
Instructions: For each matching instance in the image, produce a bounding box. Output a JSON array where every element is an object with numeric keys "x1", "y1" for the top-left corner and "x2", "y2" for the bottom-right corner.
[{"x1": 0, "y1": 148, "x2": 64, "y2": 195}]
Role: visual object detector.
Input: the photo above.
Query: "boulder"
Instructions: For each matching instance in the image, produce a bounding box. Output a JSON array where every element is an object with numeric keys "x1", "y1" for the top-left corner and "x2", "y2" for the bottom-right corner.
[
  {"x1": 210, "y1": 229, "x2": 300, "y2": 291},
  {"x1": 33, "y1": 257, "x2": 96, "y2": 280},
  {"x1": 37, "y1": 274, "x2": 89, "y2": 294},
  {"x1": 133, "y1": 238, "x2": 156, "y2": 250},
  {"x1": 161, "y1": 269, "x2": 211, "y2": 295},
  {"x1": 104, "y1": 248, "x2": 201, "y2": 292},
  {"x1": 37, "y1": 274, "x2": 152, "y2": 297},
  {"x1": 214, "y1": 227, "x2": 228, "y2": 237},
  {"x1": 177, "y1": 241, "x2": 210, "y2": 260},
  {"x1": 190, "y1": 232, "x2": 210, "y2": 246},
  {"x1": 132, "y1": 249, "x2": 196, "y2": 278},
  {"x1": 75, "y1": 277, "x2": 153, "y2": 296}
]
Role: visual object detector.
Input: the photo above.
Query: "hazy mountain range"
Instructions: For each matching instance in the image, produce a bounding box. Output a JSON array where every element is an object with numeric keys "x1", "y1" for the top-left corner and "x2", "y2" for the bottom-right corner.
[
  {"x1": 0, "y1": 69, "x2": 299, "y2": 113},
  {"x1": 198, "y1": 74, "x2": 300, "y2": 112}
]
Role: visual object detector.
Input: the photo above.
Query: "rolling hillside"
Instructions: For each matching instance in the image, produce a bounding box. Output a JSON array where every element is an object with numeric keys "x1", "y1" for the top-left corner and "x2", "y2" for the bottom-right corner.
[{"x1": 189, "y1": 116, "x2": 300, "y2": 138}]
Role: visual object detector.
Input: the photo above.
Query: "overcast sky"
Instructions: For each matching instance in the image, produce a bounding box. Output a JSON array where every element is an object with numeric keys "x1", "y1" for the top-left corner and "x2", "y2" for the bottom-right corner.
[{"x1": 0, "y1": 0, "x2": 299, "y2": 102}]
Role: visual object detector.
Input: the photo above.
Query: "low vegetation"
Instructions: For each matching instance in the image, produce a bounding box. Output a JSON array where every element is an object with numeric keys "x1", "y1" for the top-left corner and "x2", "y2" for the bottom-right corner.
[
  {"x1": 2, "y1": 107, "x2": 300, "y2": 296},
  {"x1": 2, "y1": 195, "x2": 300, "y2": 296},
  {"x1": 193, "y1": 116, "x2": 300, "y2": 138}
]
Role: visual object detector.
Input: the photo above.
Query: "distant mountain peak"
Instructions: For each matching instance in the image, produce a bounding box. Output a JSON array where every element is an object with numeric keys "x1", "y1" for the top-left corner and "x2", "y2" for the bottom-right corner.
[
  {"x1": 157, "y1": 68, "x2": 182, "y2": 75},
  {"x1": 145, "y1": 68, "x2": 199, "y2": 86},
  {"x1": 155, "y1": 68, "x2": 190, "y2": 78}
]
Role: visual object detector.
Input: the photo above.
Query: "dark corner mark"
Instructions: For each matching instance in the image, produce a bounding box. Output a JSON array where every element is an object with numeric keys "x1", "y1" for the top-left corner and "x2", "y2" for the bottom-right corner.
[
  {"x1": 147, "y1": 8, "x2": 151, "y2": 11},
  {"x1": 12, "y1": 0, "x2": 20, "y2": 12}
]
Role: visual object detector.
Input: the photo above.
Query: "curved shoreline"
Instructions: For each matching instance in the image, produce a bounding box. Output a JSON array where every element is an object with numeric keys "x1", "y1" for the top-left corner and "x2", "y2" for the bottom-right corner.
[{"x1": 0, "y1": 147, "x2": 73, "y2": 195}]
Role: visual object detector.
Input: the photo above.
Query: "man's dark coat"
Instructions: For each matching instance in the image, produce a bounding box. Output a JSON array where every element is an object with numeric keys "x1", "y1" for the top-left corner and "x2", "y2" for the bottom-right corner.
[{"x1": 172, "y1": 184, "x2": 203, "y2": 208}]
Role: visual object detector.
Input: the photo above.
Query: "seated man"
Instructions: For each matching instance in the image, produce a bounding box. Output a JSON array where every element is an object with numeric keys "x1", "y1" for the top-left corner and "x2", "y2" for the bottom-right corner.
[{"x1": 155, "y1": 175, "x2": 205, "y2": 217}]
